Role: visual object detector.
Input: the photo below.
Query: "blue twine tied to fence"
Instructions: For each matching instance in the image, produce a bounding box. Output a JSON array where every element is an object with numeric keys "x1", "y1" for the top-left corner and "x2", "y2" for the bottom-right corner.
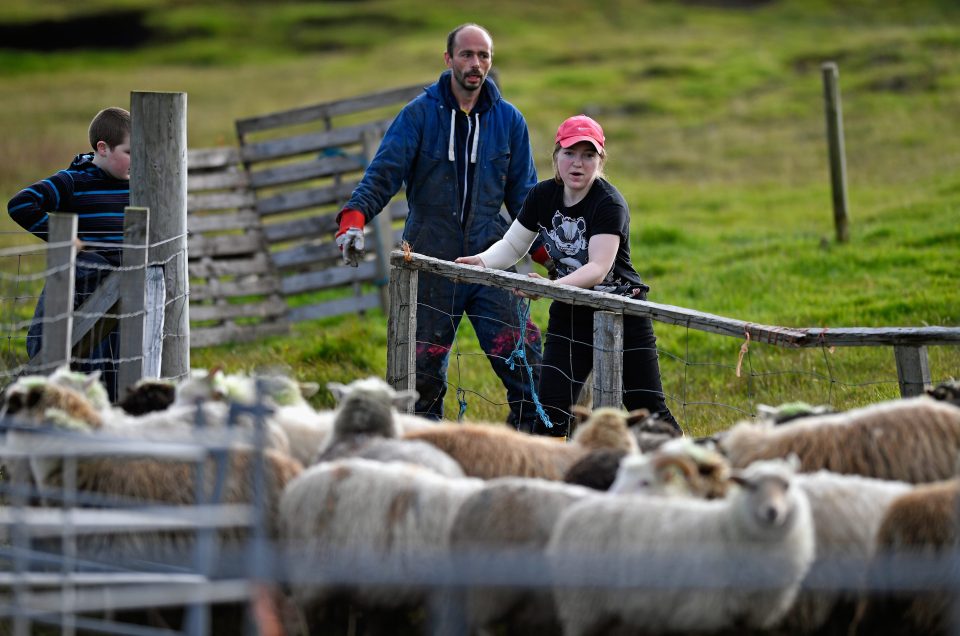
[
  {"x1": 456, "y1": 386, "x2": 468, "y2": 421},
  {"x1": 507, "y1": 298, "x2": 553, "y2": 428}
]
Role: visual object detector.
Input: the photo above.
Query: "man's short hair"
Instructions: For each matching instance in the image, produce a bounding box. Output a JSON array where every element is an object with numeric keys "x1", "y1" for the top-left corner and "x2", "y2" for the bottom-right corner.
[
  {"x1": 446, "y1": 23, "x2": 493, "y2": 57},
  {"x1": 88, "y1": 107, "x2": 131, "y2": 150}
]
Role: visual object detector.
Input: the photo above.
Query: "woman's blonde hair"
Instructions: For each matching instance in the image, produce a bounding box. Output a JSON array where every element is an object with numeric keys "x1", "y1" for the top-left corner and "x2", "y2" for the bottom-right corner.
[{"x1": 552, "y1": 141, "x2": 606, "y2": 185}]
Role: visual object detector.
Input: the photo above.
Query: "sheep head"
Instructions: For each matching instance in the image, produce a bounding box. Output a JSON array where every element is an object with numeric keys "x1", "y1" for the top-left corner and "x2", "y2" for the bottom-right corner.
[{"x1": 2, "y1": 376, "x2": 101, "y2": 430}]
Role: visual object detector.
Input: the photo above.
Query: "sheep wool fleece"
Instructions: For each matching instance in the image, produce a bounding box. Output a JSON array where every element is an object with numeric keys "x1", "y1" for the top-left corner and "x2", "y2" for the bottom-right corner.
[{"x1": 345, "y1": 70, "x2": 543, "y2": 428}]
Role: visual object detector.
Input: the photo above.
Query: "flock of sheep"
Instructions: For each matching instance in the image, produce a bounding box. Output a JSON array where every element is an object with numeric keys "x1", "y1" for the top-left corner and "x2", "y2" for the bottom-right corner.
[{"x1": 1, "y1": 366, "x2": 960, "y2": 636}]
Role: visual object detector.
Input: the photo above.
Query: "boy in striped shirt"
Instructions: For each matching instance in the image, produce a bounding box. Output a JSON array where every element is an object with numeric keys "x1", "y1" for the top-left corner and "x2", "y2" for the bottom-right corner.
[{"x1": 8, "y1": 106, "x2": 131, "y2": 401}]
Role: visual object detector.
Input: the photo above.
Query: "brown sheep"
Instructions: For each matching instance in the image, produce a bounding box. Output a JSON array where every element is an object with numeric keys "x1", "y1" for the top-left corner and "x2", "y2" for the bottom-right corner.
[
  {"x1": 717, "y1": 396, "x2": 960, "y2": 483},
  {"x1": 403, "y1": 405, "x2": 639, "y2": 480},
  {"x1": 851, "y1": 478, "x2": 960, "y2": 636}
]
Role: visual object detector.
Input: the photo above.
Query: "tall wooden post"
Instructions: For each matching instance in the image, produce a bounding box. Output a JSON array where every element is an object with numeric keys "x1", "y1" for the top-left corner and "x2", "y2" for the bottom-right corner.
[
  {"x1": 130, "y1": 91, "x2": 190, "y2": 381},
  {"x1": 822, "y1": 62, "x2": 850, "y2": 243},
  {"x1": 593, "y1": 311, "x2": 624, "y2": 409},
  {"x1": 894, "y1": 345, "x2": 931, "y2": 397},
  {"x1": 387, "y1": 257, "x2": 417, "y2": 409},
  {"x1": 39, "y1": 213, "x2": 78, "y2": 374}
]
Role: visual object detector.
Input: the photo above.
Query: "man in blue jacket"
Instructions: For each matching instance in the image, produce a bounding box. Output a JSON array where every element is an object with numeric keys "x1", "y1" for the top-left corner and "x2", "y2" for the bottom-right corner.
[{"x1": 337, "y1": 23, "x2": 550, "y2": 431}]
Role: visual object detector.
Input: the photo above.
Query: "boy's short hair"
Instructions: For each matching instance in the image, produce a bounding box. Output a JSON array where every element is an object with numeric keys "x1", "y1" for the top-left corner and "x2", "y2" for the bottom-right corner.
[{"x1": 88, "y1": 107, "x2": 131, "y2": 150}]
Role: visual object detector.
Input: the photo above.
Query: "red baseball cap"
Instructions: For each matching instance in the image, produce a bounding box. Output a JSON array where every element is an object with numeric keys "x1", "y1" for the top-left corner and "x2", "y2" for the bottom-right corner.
[{"x1": 555, "y1": 114, "x2": 605, "y2": 152}]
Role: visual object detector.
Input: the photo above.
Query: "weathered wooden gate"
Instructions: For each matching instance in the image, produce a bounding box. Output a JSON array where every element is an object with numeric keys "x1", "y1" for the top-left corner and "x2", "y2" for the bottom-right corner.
[{"x1": 185, "y1": 83, "x2": 425, "y2": 348}]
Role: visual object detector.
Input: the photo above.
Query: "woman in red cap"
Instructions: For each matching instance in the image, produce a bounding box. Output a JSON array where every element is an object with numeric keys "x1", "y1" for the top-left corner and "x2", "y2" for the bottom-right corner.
[{"x1": 457, "y1": 114, "x2": 679, "y2": 437}]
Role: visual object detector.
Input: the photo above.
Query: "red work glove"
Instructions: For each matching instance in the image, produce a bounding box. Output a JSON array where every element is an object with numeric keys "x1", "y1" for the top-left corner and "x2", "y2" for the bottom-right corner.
[
  {"x1": 335, "y1": 208, "x2": 366, "y2": 267},
  {"x1": 531, "y1": 245, "x2": 558, "y2": 280}
]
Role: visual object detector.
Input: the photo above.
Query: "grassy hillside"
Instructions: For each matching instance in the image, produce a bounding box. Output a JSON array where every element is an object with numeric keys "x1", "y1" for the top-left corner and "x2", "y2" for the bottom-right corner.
[{"x1": 1, "y1": 0, "x2": 957, "y2": 435}]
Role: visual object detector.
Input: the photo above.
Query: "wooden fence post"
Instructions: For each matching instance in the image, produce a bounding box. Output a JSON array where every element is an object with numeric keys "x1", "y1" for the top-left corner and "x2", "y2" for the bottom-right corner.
[
  {"x1": 894, "y1": 345, "x2": 931, "y2": 397},
  {"x1": 117, "y1": 207, "x2": 149, "y2": 398},
  {"x1": 130, "y1": 91, "x2": 190, "y2": 381},
  {"x1": 39, "y1": 213, "x2": 78, "y2": 374},
  {"x1": 822, "y1": 62, "x2": 850, "y2": 243},
  {"x1": 386, "y1": 261, "x2": 418, "y2": 409},
  {"x1": 593, "y1": 311, "x2": 624, "y2": 409},
  {"x1": 364, "y1": 128, "x2": 394, "y2": 314}
]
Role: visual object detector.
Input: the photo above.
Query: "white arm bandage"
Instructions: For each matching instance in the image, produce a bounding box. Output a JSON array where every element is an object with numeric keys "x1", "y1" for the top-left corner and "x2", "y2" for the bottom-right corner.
[{"x1": 475, "y1": 221, "x2": 538, "y2": 270}]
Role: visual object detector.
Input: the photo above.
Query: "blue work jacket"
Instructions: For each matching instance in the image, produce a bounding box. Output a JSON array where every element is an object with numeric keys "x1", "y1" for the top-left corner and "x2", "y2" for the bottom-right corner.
[{"x1": 346, "y1": 71, "x2": 538, "y2": 261}]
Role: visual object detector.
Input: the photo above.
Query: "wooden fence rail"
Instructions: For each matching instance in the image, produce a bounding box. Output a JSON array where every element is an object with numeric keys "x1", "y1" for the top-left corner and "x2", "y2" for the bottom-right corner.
[{"x1": 387, "y1": 252, "x2": 959, "y2": 408}]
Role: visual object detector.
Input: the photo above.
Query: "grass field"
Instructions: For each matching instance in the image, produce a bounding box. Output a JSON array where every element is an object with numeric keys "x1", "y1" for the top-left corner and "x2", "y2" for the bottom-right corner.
[{"x1": 1, "y1": 0, "x2": 957, "y2": 435}]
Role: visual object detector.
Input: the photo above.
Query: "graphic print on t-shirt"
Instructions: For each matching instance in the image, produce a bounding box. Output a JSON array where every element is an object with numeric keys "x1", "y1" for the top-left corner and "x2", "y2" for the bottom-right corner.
[{"x1": 546, "y1": 210, "x2": 588, "y2": 275}]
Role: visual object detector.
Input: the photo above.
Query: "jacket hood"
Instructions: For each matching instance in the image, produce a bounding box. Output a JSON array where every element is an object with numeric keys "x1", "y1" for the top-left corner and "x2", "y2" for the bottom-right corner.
[
  {"x1": 70, "y1": 152, "x2": 96, "y2": 170},
  {"x1": 431, "y1": 70, "x2": 500, "y2": 114}
]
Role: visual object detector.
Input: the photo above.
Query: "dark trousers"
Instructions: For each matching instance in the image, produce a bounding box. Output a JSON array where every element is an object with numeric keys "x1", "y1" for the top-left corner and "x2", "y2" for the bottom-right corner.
[
  {"x1": 536, "y1": 301, "x2": 677, "y2": 437},
  {"x1": 26, "y1": 252, "x2": 119, "y2": 402},
  {"x1": 414, "y1": 272, "x2": 543, "y2": 429}
]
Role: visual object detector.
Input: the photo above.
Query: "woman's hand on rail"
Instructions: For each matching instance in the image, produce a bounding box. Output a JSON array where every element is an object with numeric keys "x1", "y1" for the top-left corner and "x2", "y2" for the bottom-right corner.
[
  {"x1": 515, "y1": 272, "x2": 546, "y2": 300},
  {"x1": 455, "y1": 255, "x2": 485, "y2": 267}
]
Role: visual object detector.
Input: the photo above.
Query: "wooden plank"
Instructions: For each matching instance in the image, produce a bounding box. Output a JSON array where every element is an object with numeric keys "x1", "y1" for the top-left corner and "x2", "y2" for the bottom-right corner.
[
  {"x1": 188, "y1": 209, "x2": 261, "y2": 234},
  {"x1": 386, "y1": 266, "x2": 417, "y2": 405},
  {"x1": 281, "y1": 261, "x2": 378, "y2": 295},
  {"x1": 188, "y1": 146, "x2": 240, "y2": 169},
  {"x1": 188, "y1": 233, "x2": 263, "y2": 259},
  {"x1": 256, "y1": 180, "x2": 357, "y2": 217},
  {"x1": 117, "y1": 207, "x2": 149, "y2": 398},
  {"x1": 894, "y1": 345, "x2": 932, "y2": 397},
  {"x1": 39, "y1": 213, "x2": 78, "y2": 373},
  {"x1": 189, "y1": 277, "x2": 280, "y2": 302},
  {"x1": 235, "y1": 83, "x2": 424, "y2": 136},
  {"x1": 188, "y1": 191, "x2": 257, "y2": 213},
  {"x1": 240, "y1": 120, "x2": 392, "y2": 164},
  {"x1": 287, "y1": 292, "x2": 381, "y2": 323},
  {"x1": 593, "y1": 311, "x2": 624, "y2": 409},
  {"x1": 248, "y1": 153, "x2": 365, "y2": 190},
  {"x1": 187, "y1": 170, "x2": 249, "y2": 193},
  {"x1": 191, "y1": 298, "x2": 287, "y2": 322},
  {"x1": 263, "y1": 214, "x2": 337, "y2": 243},
  {"x1": 393, "y1": 252, "x2": 960, "y2": 349},
  {"x1": 270, "y1": 241, "x2": 340, "y2": 270},
  {"x1": 191, "y1": 322, "x2": 289, "y2": 348},
  {"x1": 71, "y1": 271, "x2": 120, "y2": 359},
  {"x1": 263, "y1": 216, "x2": 403, "y2": 247},
  {"x1": 188, "y1": 252, "x2": 273, "y2": 278},
  {"x1": 142, "y1": 265, "x2": 165, "y2": 379}
]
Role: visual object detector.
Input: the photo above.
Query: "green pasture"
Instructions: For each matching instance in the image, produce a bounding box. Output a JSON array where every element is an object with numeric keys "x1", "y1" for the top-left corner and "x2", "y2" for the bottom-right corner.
[{"x1": 1, "y1": 0, "x2": 957, "y2": 436}]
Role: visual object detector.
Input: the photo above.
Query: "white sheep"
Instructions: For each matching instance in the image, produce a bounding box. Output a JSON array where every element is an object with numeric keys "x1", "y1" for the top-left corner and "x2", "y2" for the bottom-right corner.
[
  {"x1": 546, "y1": 458, "x2": 815, "y2": 635},
  {"x1": 279, "y1": 457, "x2": 483, "y2": 633},
  {"x1": 779, "y1": 470, "x2": 913, "y2": 635},
  {"x1": 311, "y1": 377, "x2": 461, "y2": 475},
  {"x1": 717, "y1": 396, "x2": 960, "y2": 483}
]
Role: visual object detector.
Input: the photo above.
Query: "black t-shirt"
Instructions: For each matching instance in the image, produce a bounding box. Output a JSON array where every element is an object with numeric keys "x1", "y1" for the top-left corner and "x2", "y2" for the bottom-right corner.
[{"x1": 517, "y1": 178, "x2": 650, "y2": 297}]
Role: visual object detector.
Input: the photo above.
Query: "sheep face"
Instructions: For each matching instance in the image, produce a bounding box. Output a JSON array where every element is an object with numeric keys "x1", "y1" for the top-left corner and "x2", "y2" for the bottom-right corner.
[{"x1": 730, "y1": 460, "x2": 802, "y2": 536}]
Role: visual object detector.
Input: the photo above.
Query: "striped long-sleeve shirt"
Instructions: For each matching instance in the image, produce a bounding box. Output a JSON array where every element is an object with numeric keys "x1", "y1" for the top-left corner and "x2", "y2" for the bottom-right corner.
[{"x1": 8, "y1": 152, "x2": 128, "y2": 265}]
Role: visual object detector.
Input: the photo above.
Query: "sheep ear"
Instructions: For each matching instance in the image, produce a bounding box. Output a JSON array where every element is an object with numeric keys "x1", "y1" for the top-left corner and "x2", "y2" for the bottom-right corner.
[
  {"x1": 391, "y1": 389, "x2": 419, "y2": 411},
  {"x1": 571, "y1": 404, "x2": 592, "y2": 424},
  {"x1": 625, "y1": 408, "x2": 651, "y2": 426},
  {"x1": 298, "y1": 382, "x2": 320, "y2": 399},
  {"x1": 327, "y1": 382, "x2": 348, "y2": 404},
  {"x1": 83, "y1": 370, "x2": 102, "y2": 389},
  {"x1": 729, "y1": 472, "x2": 747, "y2": 488}
]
